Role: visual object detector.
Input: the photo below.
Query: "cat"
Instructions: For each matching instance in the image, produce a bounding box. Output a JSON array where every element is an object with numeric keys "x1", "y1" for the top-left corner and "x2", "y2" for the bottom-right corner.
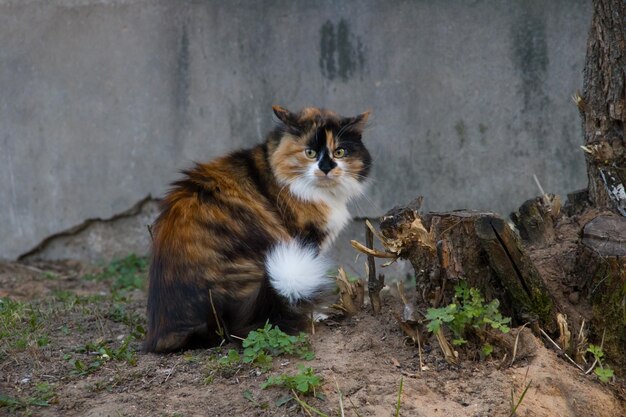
[{"x1": 144, "y1": 105, "x2": 371, "y2": 353}]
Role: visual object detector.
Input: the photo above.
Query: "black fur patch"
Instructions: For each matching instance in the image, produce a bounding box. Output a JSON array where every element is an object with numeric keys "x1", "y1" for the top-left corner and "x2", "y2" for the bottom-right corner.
[{"x1": 318, "y1": 152, "x2": 337, "y2": 174}]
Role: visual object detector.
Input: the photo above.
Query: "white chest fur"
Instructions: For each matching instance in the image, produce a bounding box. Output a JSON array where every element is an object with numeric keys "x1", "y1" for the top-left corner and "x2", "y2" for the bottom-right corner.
[
  {"x1": 283, "y1": 167, "x2": 360, "y2": 252},
  {"x1": 320, "y1": 201, "x2": 351, "y2": 252}
]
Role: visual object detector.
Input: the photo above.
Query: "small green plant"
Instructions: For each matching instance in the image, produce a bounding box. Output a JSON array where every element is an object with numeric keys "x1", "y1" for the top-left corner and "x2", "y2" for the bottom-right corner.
[
  {"x1": 69, "y1": 336, "x2": 138, "y2": 376},
  {"x1": 106, "y1": 302, "x2": 146, "y2": 334},
  {"x1": 87, "y1": 254, "x2": 148, "y2": 292},
  {"x1": 395, "y1": 377, "x2": 404, "y2": 417},
  {"x1": 204, "y1": 349, "x2": 243, "y2": 383},
  {"x1": 509, "y1": 379, "x2": 532, "y2": 417},
  {"x1": 425, "y1": 282, "x2": 511, "y2": 348},
  {"x1": 220, "y1": 322, "x2": 314, "y2": 371},
  {"x1": 34, "y1": 382, "x2": 56, "y2": 403},
  {"x1": 481, "y1": 342, "x2": 494, "y2": 359},
  {"x1": 42, "y1": 271, "x2": 58, "y2": 280},
  {"x1": 261, "y1": 365, "x2": 322, "y2": 396},
  {"x1": 0, "y1": 297, "x2": 50, "y2": 354},
  {"x1": 217, "y1": 348, "x2": 242, "y2": 366},
  {"x1": 37, "y1": 335, "x2": 51, "y2": 347},
  {"x1": 0, "y1": 382, "x2": 55, "y2": 412},
  {"x1": 586, "y1": 344, "x2": 614, "y2": 383},
  {"x1": 0, "y1": 394, "x2": 49, "y2": 411}
]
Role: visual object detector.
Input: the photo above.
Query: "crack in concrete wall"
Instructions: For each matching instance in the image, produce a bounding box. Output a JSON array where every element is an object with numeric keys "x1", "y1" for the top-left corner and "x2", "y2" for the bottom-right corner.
[{"x1": 19, "y1": 196, "x2": 159, "y2": 263}]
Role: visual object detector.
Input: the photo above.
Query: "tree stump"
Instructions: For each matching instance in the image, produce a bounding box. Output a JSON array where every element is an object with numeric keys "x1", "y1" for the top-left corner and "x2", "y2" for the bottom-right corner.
[
  {"x1": 378, "y1": 201, "x2": 555, "y2": 331},
  {"x1": 510, "y1": 195, "x2": 560, "y2": 247},
  {"x1": 563, "y1": 189, "x2": 591, "y2": 217},
  {"x1": 574, "y1": 213, "x2": 626, "y2": 374}
]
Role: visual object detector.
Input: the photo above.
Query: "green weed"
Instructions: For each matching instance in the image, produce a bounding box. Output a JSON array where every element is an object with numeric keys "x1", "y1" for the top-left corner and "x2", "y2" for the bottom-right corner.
[
  {"x1": 0, "y1": 297, "x2": 50, "y2": 354},
  {"x1": 42, "y1": 271, "x2": 58, "y2": 280},
  {"x1": 586, "y1": 344, "x2": 614, "y2": 383},
  {"x1": 87, "y1": 254, "x2": 148, "y2": 292},
  {"x1": 52, "y1": 290, "x2": 107, "y2": 307},
  {"x1": 69, "y1": 336, "x2": 139, "y2": 376},
  {"x1": 509, "y1": 379, "x2": 532, "y2": 416},
  {"x1": 425, "y1": 282, "x2": 511, "y2": 348},
  {"x1": 0, "y1": 382, "x2": 55, "y2": 412},
  {"x1": 262, "y1": 365, "x2": 322, "y2": 396},
  {"x1": 395, "y1": 377, "x2": 404, "y2": 417},
  {"x1": 106, "y1": 301, "x2": 145, "y2": 333},
  {"x1": 220, "y1": 322, "x2": 314, "y2": 371},
  {"x1": 204, "y1": 350, "x2": 242, "y2": 383}
]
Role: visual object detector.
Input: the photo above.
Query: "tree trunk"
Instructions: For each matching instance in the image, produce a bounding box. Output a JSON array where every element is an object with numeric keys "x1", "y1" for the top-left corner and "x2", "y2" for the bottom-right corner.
[
  {"x1": 574, "y1": 214, "x2": 626, "y2": 373},
  {"x1": 581, "y1": 0, "x2": 626, "y2": 215},
  {"x1": 570, "y1": 0, "x2": 626, "y2": 376}
]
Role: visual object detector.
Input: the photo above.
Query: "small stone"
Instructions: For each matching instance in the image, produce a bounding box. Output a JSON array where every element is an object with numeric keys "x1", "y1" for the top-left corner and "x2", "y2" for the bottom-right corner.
[{"x1": 568, "y1": 291, "x2": 580, "y2": 304}]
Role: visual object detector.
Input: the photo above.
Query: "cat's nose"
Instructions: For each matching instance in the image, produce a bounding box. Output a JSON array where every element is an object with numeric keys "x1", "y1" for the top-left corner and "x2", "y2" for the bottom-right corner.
[{"x1": 318, "y1": 154, "x2": 337, "y2": 175}]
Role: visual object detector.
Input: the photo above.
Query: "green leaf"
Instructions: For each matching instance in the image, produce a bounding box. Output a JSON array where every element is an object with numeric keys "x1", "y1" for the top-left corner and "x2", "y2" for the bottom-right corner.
[
  {"x1": 452, "y1": 338, "x2": 467, "y2": 346},
  {"x1": 424, "y1": 284, "x2": 511, "y2": 357},
  {"x1": 243, "y1": 390, "x2": 254, "y2": 401},
  {"x1": 296, "y1": 381, "x2": 310, "y2": 392},
  {"x1": 594, "y1": 367, "x2": 614, "y2": 383},
  {"x1": 481, "y1": 343, "x2": 493, "y2": 358},
  {"x1": 425, "y1": 305, "x2": 457, "y2": 324},
  {"x1": 426, "y1": 319, "x2": 441, "y2": 333},
  {"x1": 587, "y1": 344, "x2": 604, "y2": 360},
  {"x1": 300, "y1": 350, "x2": 315, "y2": 361},
  {"x1": 275, "y1": 395, "x2": 293, "y2": 407},
  {"x1": 261, "y1": 366, "x2": 322, "y2": 395}
]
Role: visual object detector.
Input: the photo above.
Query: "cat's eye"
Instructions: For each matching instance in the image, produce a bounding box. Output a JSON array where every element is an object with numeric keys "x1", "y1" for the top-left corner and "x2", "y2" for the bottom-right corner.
[
  {"x1": 304, "y1": 149, "x2": 317, "y2": 159},
  {"x1": 333, "y1": 148, "x2": 346, "y2": 158}
]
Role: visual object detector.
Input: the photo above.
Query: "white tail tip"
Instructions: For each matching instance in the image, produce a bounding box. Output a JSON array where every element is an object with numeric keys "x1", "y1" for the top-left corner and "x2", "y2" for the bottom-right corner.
[{"x1": 265, "y1": 241, "x2": 334, "y2": 304}]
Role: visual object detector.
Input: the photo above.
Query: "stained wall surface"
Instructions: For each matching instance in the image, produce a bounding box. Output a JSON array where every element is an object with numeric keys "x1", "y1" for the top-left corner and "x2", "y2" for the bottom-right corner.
[{"x1": 0, "y1": 0, "x2": 591, "y2": 260}]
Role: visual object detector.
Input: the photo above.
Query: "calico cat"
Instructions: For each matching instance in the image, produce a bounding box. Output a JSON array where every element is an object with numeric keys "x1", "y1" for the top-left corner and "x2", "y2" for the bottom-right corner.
[{"x1": 144, "y1": 106, "x2": 371, "y2": 353}]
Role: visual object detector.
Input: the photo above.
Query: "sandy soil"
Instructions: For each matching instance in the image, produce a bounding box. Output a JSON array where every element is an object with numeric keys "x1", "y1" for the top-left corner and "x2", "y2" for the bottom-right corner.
[{"x1": 1, "y1": 213, "x2": 625, "y2": 416}]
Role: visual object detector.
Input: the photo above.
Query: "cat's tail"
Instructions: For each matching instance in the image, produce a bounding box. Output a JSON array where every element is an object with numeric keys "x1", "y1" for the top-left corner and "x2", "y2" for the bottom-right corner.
[
  {"x1": 227, "y1": 240, "x2": 335, "y2": 339},
  {"x1": 265, "y1": 240, "x2": 335, "y2": 305}
]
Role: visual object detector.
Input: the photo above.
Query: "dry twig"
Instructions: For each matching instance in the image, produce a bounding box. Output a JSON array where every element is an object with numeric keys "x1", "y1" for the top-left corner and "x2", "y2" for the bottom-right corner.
[
  {"x1": 332, "y1": 267, "x2": 364, "y2": 316},
  {"x1": 539, "y1": 328, "x2": 585, "y2": 372},
  {"x1": 510, "y1": 323, "x2": 530, "y2": 367},
  {"x1": 435, "y1": 328, "x2": 458, "y2": 365},
  {"x1": 350, "y1": 240, "x2": 397, "y2": 258}
]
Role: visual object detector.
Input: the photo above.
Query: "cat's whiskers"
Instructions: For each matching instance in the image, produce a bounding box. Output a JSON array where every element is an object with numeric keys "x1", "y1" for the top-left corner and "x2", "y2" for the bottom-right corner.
[
  {"x1": 354, "y1": 194, "x2": 376, "y2": 214},
  {"x1": 351, "y1": 200, "x2": 367, "y2": 218},
  {"x1": 349, "y1": 170, "x2": 376, "y2": 182}
]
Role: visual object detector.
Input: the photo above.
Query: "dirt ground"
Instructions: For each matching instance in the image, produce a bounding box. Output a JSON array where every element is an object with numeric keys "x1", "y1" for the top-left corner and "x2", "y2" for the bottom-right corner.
[{"x1": 1, "y1": 212, "x2": 625, "y2": 417}]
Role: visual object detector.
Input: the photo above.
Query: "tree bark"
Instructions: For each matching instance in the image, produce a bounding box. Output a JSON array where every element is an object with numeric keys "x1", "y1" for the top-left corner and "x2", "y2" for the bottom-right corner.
[
  {"x1": 574, "y1": 214, "x2": 626, "y2": 373},
  {"x1": 581, "y1": 0, "x2": 626, "y2": 215},
  {"x1": 510, "y1": 196, "x2": 558, "y2": 247}
]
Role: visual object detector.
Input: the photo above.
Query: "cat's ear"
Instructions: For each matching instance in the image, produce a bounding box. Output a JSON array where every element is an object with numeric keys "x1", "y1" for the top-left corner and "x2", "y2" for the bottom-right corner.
[
  {"x1": 272, "y1": 105, "x2": 298, "y2": 127},
  {"x1": 343, "y1": 111, "x2": 371, "y2": 132}
]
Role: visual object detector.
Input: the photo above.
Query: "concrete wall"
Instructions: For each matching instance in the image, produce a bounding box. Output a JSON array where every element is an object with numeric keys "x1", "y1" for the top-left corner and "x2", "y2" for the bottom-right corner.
[{"x1": 1, "y1": 0, "x2": 592, "y2": 261}]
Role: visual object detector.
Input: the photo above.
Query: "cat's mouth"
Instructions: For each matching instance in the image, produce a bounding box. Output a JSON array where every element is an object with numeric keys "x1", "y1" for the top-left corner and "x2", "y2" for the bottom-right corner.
[{"x1": 314, "y1": 176, "x2": 339, "y2": 188}]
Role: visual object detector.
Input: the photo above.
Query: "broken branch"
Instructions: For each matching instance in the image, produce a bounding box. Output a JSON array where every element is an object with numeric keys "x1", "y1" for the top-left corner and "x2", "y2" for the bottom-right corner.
[
  {"x1": 350, "y1": 240, "x2": 397, "y2": 258},
  {"x1": 366, "y1": 223, "x2": 385, "y2": 315}
]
